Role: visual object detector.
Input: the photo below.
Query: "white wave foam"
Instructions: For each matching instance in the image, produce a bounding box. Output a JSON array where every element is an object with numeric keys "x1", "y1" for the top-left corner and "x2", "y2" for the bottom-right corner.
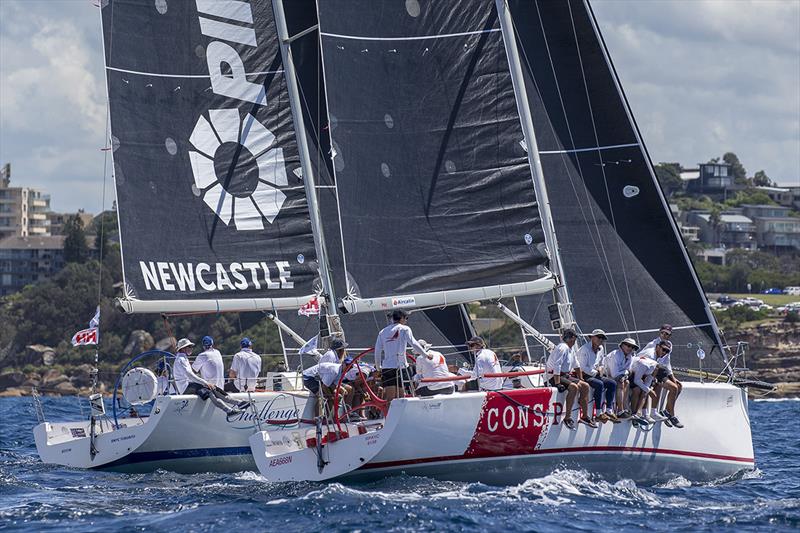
[{"x1": 656, "y1": 476, "x2": 692, "y2": 489}]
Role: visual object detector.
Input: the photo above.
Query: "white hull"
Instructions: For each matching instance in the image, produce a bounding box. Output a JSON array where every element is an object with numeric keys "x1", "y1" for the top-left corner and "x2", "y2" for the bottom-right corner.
[
  {"x1": 345, "y1": 382, "x2": 754, "y2": 485},
  {"x1": 35, "y1": 391, "x2": 310, "y2": 473}
]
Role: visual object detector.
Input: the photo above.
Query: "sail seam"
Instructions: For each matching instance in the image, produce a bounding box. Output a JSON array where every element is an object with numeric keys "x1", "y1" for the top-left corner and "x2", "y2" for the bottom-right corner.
[
  {"x1": 319, "y1": 29, "x2": 500, "y2": 41},
  {"x1": 539, "y1": 142, "x2": 639, "y2": 155},
  {"x1": 105, "y1": 66, "x2": 284, "y2": 78}
]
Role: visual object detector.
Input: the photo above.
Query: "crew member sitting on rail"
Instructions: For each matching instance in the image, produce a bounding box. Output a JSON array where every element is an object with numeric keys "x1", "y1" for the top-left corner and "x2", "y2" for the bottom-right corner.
[
  {"x1": 319, "y1": 338, "x2": 347, "y2": 364},
  {"x1": 603, "y1": 338, "x2": 638, "y2": 418},
  {"x1": 414, "y1": 339, "x2": 456, "y2": 397},
  {"x1": 173, "y1": 338, "x2": 247, "y2": 418},
  {"x1": 343, "y1": 360, "x2": 375, "y2": 418},
  {"x1": 628, "y1": 355, "x2": 658, "y2": 427},
  {"x1": 465, "y1": 336, "x2": 503, "y2": 392},
  {"x1": 229, "y1": 337, "x2": 262, "y2": 393},
  {"x1": 545, "y1": 329, "x2": 588, "y2": 430},
  {"x1": 192, "y1": 336, "x2": 225, "y2": 389},
  {"x1": 574, "y1": 329, "x2": 619, "y2": 424},
  {"x1": 374, "y1": 309, "x2": 429, "y2": 404},
  {"x1": 640, "y1": 337, "x2": 683, "y2": 428}
]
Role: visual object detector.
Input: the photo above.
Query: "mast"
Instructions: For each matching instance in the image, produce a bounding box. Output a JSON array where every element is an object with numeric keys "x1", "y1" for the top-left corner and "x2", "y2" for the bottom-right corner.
[
  {"x1": 272, "y1": 0, "x2": 341, "y2": 335},
  {"x1": 495, "y1": 0, "x2": 576, "y2": 331}
]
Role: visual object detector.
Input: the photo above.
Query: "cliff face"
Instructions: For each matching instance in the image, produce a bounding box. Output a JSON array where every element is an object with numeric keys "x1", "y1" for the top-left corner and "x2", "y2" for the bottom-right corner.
[{"x1": 727, "y1": 321, "x2": 800, "y2": 398}]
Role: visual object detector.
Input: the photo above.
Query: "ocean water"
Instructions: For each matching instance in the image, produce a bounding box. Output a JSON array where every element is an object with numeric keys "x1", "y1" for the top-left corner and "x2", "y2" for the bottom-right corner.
[{"x1": 1, "y1": 397, "x2": 798, "y2": 532}]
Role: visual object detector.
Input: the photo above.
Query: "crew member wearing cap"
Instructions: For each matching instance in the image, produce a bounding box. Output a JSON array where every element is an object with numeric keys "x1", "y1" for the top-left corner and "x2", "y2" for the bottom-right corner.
[
  {"x1": 644, "y1": 323, "x2": 673, "y2": 351},
  {"x1": 574, "y1": 329, "x2": 619, "y2": 423},
  {"x1": 545, "y1": 329, "x2": 590, "y2": 430},
  {"x1": 465, "y1": 336, "x2": 503, "y2": 391},
  {"x1": 629, "y1": 355, "x2": 658, "y2": 427},
  {"x1": 374, "y1": 309, "x2": 429, "y2": 404},
  {"x1": 639, "y1": 338, "x2": 683, "y2": 428},
  {"x1": 603, "y1": 338, "x2": 639, "y2": 418},
  {"x1": 319, "y1": 338, "x2": 348, "y2": 364},
  {"x1": 229, "y1": 337, "x2": 262, "y2": 393},
  {"x1": 173, "y1": 338, "x2": 246, "y2": 417},
  {"x1": 302, "y1": 360, "x2": 352, "y2": 417},
  {"x1": 414, "y1": 339, "x2": 456, "y2": 396},
  {"x1": 192, "y1": 336, "x2": 225, "y2": 389}
]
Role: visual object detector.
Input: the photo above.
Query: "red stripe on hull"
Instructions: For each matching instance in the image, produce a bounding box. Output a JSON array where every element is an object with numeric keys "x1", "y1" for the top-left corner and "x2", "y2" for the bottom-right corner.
[{"x1": 363, "y1": 446, "x2": 755, "y2": 470}]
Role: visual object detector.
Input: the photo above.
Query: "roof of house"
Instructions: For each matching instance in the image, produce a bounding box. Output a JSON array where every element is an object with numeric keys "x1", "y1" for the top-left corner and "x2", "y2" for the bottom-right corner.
[
  {"x1": 0, "y1": 235, "x2": 65, "y2": 250},
  {"x1": 696, "y1": 214, "x2": 754, "y2": 224}
]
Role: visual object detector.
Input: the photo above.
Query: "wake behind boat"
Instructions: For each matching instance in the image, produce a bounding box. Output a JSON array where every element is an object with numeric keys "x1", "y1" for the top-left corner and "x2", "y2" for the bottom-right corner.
[{"x1": 36, "y1": 0, "x2": 759, "y2": 485}]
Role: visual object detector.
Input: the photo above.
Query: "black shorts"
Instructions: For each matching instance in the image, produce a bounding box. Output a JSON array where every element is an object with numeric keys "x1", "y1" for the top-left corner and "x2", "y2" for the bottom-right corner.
[
  {"x1": 654, "y1": 367, "x2": 671, "y2": 383},
  {"x1": 184, "y1": 382, "x2": 211, "y2": 400},
  {"x1": 303, "y1": 376, "x2": 320, "y2": 394},
  {"x1": 381, "y1": 367, "x2": 410, "y2": 388},
  {"x1": 548, "y1": 375, "x2": 577, "y2": 393}
]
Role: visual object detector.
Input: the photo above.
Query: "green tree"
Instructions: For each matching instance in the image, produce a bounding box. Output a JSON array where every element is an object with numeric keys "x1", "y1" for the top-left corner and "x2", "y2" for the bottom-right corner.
[
  {"x1": 752, "y1": 170, "x2": 772, "y2": 187},
  {"x1": 722, "y1": 152, "x2": 747, "y2": 184},
  {"x1": 63, "y1": 214, "x2": 89, "y2": 263},
  {"x1": 724, "y1": 189, "x2": 775, "y2": 207},
  {"x1": 654, "y1": 162, "x2": 684, "y2": 196}
]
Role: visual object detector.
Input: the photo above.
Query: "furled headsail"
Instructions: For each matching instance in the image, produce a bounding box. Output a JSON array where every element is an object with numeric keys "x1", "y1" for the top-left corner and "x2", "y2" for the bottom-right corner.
[
  {"x1": 507, "y1": 0, "x2": 726, "y2": 371},
  {"x1": 101, "y1": 0, "x2": 318, "y2": 313},
  {"x1": 316, "y1": 0, "x2": 554, "y2": 315}
]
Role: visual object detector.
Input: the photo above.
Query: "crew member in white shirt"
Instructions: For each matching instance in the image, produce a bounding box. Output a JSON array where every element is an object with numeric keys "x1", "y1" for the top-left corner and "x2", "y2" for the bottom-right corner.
[
  {"x1": 229, "y1": 337, "x2": 262, "y2": 393},
  {"x1": 319, "y1": 338, "x2": 347, "y2": 364},
  {"x1": 414, "y1": 339, "x2": 456, "y2": 396},
  {"x1": 374, "y1": 309, "x2": 429, "y2": 404},
  {"x1": 603, "y1": 338, "x2": 638, "y2": 418},
  {"x1": 628, "y1": 355, "x2": 658, "y2": 426},
  {"x1": 465, "y1": 336, "x2": 503, "y2": 391},
  {"x1": 192, "y1": 336, "x2": 225, "y2": 389},
  {"x1": 302, "y1": 360, "x2": 351, "y2": 416},
  {"x1": 639, "y1": 337, "x2": 683, "y2": 428},
  {"x1": 574, "y1": 329, "x2": 618, "y2": 423},
  {"x1": 545, "y1": 329, "x2": 589, "y2": 430},
  {"x1": 173, "y1": 338, "x2": 245, "y2": 417}
]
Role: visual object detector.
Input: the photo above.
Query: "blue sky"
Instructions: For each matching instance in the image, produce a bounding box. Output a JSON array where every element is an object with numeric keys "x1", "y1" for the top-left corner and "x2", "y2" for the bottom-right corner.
[{"x1": 0, "y1": 0, "x2": 798, "y2": 213}]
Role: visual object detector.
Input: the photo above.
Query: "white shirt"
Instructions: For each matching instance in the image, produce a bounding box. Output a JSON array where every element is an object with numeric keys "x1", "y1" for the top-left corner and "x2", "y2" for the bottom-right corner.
[
  {"x1": 192, "y1": 348, "x2": 225, "y2": 389},
  {"x1": 604, "y1": 348, "x2": 632, "y2": 380},
  {"x1": 344, "y1": 362, "x2": 373, "y2": 382},
  {"x1": 173, "y1": 352, "x2": 209, "y2": 394},
  {"x1": 415, "y1": 350, "x2": 455, "y2": 391},
  {"x1": 374, "y1": 322, "x2": 428, "y2": 369},
  {"x1": 545, "y1": 342, "x2": 575, "y2": 378},
  {"x1": 302, "y1": 362, "x2": 342, "y2": 387},
  {"x1": 629, "y1": 356, "x2": 658, "y2": 390},
  {"x1": 318, "y1": 349, "x2": 339, "y2": 364},
  {"x1": 574, "y1": 342, "x2": 604, "y2": 378},
  {"x1": 231, "y1": 348, "x2": 262, "y2": 392},
  {"x1": 472, "y1": 348, "x2": 503, "y2": 391},
  {"x1": 639, "y1": 344, "x2": 673, "y2": 374}
]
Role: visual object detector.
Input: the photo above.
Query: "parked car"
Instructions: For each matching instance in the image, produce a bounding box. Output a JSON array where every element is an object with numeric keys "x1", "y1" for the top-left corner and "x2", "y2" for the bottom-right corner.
[
  {"x1": 709, "y1": 301, "x2": 723, "y2": 309},
  {"x1": 762, "y1": 288, "x2": 784, "y2": 295},
  {"x1": 785, "y1": 287, "x2": 800, "y2": 296},
  {"x1": 777, "y1": 302, "x2": 800, "y2": 315},
  {"x1": 717, "y1": 295, "x2": 738, "y2": 306}
]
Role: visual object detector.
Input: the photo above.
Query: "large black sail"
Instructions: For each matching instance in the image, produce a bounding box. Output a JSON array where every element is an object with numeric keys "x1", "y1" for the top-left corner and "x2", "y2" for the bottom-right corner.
[
  {"x1": 102, "y1": 0, "x2": 317, "y2": 310},
  {"x1": 316, "y1": 0, "x2": 549, "y2": 308},
  {"x1": 508, "y1": 0, "x2": 725, "y2": 371}
]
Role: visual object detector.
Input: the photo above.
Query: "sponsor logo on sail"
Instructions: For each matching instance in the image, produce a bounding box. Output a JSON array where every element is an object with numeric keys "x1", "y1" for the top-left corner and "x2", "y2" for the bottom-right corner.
[{"x1": 190, "y1": 0, "x2": 288, "y2": 231}]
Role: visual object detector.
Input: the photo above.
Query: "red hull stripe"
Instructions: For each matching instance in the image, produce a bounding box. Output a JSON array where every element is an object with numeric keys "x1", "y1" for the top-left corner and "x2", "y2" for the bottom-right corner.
[{"x1": 363, "y1": 446, "x2": 755, "y2": 470}]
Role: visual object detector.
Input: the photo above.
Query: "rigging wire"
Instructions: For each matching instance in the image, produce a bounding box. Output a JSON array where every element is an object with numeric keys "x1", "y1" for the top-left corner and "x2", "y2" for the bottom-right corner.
[{"x1": 513, "y1": 2, "x2": 630, "y2": 332}]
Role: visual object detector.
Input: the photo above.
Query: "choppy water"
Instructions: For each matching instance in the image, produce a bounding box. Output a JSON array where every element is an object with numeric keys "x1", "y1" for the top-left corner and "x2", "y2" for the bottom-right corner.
[{"x1": 1, "y1": 397, "x2": 798, "y2": 532}]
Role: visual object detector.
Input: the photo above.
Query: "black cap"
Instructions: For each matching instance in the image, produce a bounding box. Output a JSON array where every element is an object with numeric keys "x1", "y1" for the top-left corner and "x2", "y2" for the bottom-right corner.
[
  {"x1": 330, "y1": 338, "x2": 348, "y2": 351},
  {"x1": 466, "y1": 336, "x2": 485, "y2": 347},
  {"x1": 561, "y1": 328, "x2": 578, "y2": 341},
  {"x1": 392, "y1": 309, "x2": 409, "y2": 321}
]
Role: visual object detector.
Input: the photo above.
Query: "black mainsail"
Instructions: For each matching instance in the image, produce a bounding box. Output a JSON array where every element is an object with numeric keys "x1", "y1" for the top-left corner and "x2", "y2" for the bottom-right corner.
[
  {"x1": 316, "y1": 0, "x2": 554, "y2": 315},
  {"x1": 507, "y1": 0, "x2": 726, "y2": 372},
  {"x1": 102, "y1": 0, "x2": 318, "y2": 313}
]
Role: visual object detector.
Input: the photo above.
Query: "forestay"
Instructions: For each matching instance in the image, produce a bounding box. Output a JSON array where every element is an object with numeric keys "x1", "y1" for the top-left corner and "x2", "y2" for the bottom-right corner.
[
  {"x1": 316, "y1": 0, "x2": 553, "y2": 314},
  {"x1": 507, "y1": 0, "x2": 726, "y2": 372},
  {"x1": 102, "y1": 0, "x2": 318, "y2": 312}
]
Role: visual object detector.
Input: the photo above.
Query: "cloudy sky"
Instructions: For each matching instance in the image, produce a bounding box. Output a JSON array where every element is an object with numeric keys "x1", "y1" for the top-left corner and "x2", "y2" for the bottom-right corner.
[{"x1": 0, "y1": 0, "x2": 798, "y2": 213}]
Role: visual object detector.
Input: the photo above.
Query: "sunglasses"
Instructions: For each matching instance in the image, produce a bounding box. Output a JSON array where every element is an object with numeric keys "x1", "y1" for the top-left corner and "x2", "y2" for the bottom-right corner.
[
  {"x1": 658, "y1": 347, "x2": 671, "y2": 354},
  {"x1": 661, "y1": 331, "x2": 672, "y2": 336}
]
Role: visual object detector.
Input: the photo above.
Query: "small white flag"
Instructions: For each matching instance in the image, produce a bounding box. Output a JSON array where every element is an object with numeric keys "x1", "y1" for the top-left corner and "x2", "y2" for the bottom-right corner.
[
  {"x1": 89, "y1": 306, "x2": 100, "y2": 329},
  {"x1": 299, "y1": 335, "x2": 318, "y2": 355},
  {"x1": 71, "y1": 327, "x2": 99, "y2": 346}
]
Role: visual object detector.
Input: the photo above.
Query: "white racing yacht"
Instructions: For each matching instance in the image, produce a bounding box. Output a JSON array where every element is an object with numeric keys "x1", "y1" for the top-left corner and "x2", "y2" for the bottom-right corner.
[{"x1": 37, "y1": 0, "x2": 757, "y2": 484}]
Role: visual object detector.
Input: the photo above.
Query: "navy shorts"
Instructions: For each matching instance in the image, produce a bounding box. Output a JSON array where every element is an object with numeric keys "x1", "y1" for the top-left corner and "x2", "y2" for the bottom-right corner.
[{"x1": 303, "y1": 376, "x2": 320, "y2": 394}]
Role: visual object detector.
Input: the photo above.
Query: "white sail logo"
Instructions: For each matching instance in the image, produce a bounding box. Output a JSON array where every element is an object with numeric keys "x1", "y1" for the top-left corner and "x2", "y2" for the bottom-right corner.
[{"x1": 188, "y1": 109, "x2": 288, "y2": 230}]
